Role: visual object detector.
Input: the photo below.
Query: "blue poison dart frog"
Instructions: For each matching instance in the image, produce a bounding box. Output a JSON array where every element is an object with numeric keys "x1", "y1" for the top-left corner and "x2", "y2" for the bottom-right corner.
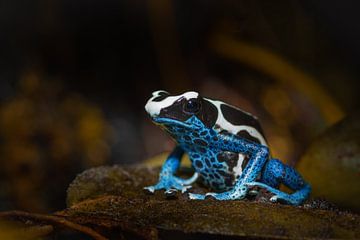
[{"x1": 144, "y1": 90, "x2": 311, "y2": 205}]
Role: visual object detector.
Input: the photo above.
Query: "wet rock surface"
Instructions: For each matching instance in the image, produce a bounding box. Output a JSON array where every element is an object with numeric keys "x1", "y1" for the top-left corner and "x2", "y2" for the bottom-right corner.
[
  {"x1": 61, "y1": 165, "x2": 360, "y2": 239},
  {"x1": 297, "y1": 113, "x2": 360, "y2": 212}
]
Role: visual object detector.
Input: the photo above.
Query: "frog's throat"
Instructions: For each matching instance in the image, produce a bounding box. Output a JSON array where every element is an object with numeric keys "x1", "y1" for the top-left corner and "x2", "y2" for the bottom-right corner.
[{"x1": 152, "y1": 117, "x2": 200, "y2": 130}]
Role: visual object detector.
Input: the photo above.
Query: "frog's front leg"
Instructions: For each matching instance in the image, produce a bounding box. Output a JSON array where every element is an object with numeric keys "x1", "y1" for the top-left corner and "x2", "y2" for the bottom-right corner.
[
  {"x1": 144, "y1": 146, "x2": 199, "y2": 195},
  {"x1": 189, "y1": 137, "x2": 269, "y2": 200}
]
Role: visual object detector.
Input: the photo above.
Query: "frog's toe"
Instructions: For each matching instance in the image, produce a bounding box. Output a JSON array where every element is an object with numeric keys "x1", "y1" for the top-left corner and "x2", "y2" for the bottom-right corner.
[
  {"x1": 181, "y1": 185, "x2": 192, "y2": 193},
  {"x1": 205, "y1": 192, "x2": 232, "y2": 200},
  {"x1": 166, "y1": 181, "x2": 190, "y2": 192},
  {"x1": 248, "y1": 189, "x2": 259, "y2": 196},
  {"x1": 144, "y1": 182, "x2": 167, "y2": 194},
  {"x1": 188, "y1": 193, "x2": 206, "y2": 200},
  {"x1": 270, "y1": 195, "x2": 290, "y2": 204},
  {"x1": 205, "y1": 187, "x2": 248, "y2": 200},
  {"x1": 164, "y1": 188, "x2": 178, "y2": 198},
  {"x1": 143, "y1": 186, "x2": 156, "y2": 194},
  {"x1": 246, "y1": 182, "x2": 268, "y2": 188},
  {"x1": 270, "y1": 195, "x2": 278, "y2": 203},
  {"x1": 205, "y1": 192, "x2": 216, "y2": 198},
  {"x1": 164, "y1": 185, "x2": 191, "y2": 198},
  {"x1": 269, "y1": 194, "x2": 300, "y2": 205},
  {"x1": 144, "y1": 176, "x2": 193, "y2": 196}
]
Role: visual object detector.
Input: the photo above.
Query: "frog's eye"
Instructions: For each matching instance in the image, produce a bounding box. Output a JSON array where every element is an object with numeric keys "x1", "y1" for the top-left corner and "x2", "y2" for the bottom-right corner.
[{"x1": 183, "y1": 98, "x2": 201, "y2": 114}]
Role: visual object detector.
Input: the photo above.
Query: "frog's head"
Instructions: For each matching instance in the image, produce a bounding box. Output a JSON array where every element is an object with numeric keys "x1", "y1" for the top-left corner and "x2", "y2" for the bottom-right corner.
[{"x1": 145, "y1": 90, "x2": 218, "y2": 133}]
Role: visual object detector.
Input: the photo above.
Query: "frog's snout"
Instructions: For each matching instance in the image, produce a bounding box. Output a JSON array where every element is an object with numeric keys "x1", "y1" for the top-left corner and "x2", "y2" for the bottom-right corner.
[
  {"x1": 145, "y1": 97, "x2": 159, "y2": 118},
  {"x1": 145, "y1": 90, "x2": 169, "y2": 117}
]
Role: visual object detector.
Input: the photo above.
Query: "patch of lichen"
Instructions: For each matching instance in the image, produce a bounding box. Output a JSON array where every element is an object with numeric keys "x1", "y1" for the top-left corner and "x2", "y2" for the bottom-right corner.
[
  {"x1": 66, "y1": 165, "x2": 160, "y2": 206},
  {"x1": 63, "y1": 166, "x2": 360, "y2": 239}
]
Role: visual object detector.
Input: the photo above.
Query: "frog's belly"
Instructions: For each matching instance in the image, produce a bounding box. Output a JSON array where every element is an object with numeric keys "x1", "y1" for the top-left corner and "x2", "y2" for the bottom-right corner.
[{"x1": 189, "y1": 150, "x2": 249, "y2": 191}]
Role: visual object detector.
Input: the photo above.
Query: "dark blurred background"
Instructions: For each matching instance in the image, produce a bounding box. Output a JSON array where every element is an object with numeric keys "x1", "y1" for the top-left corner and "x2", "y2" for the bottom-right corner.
[{"x1": 0, "y1": 0, "x2": 359, "y2": 212}]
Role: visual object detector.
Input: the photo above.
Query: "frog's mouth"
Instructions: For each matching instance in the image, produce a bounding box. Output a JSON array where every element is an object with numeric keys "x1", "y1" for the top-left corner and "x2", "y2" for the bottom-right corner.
[{"x1": 152, "y1": 117, "x2": 194, "y2": 129}]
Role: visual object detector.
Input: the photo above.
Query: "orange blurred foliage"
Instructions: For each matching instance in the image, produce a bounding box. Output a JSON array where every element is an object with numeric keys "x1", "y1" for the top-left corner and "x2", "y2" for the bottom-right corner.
[{"x1": 0, "y1": 71, "x2": 112, "y2": 212}]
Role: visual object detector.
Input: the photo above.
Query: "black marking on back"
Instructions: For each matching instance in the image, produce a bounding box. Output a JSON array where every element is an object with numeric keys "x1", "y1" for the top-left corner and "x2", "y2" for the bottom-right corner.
[
  {"x1": 237, "y1": 130, "x2": 261, "y2": 144},
  {"x1": 194, "y1": 160, "x2": 203, "y2": 168},
  {"x1": 183, "y1": 135, "x2": 191, "y2": 141},
  {"x1": 194, "y1": 139, "x2": 208, "y2": 146},
  {"x1": 241, "y1": 155, "x2": 250, "y2": 171},
  {"x1": 224, "y1": 176, "x2": 235, "y2": 187},
  {"x1": 204, "y1": 158, "x2": 211, "y2": 167},
  {"x1": 220, "y1": 104, "x2": 265, "y2": 136},
  {"x1": 217, "y1": 151, "x2": 238, "y2": 172},
  {"x1": 195, "y1": 99, "x2": 218, "y2": 128},
  {"x1": 219, "y1": 129, "x2": 232, "y2": 137}
]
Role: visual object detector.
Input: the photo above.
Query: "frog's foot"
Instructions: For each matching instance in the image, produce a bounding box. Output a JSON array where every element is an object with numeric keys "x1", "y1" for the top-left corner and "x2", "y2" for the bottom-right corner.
[
  {"x1": 246, "y1": 182, "x2": 309, "y2": 205},
  {"x1": 188, "y1": 193, "x2": 206, "y2": 200},
  {"x1": 163, "y1": 186, "x2": 192, "y2": 198},
  {"x1": 268, "y1": 193, "x2": 303, "y2": 206},
  {"x1": 246, "y1": 182, "x2": 285, "y2": 202},
  {"x1": 144, "y1": 174, "x2": 196, "y2": 195},
  {"x1": 205, "y1": 186, "x2": 248, "y2": 200},
  {"x1": 188, "y1": 185, "x2": 248, "y2": 201},
  {"x1": 272, "y1": 184, "x2": 311, "y2": 205},
  {"x1": 144, "y1": 181, "x2": 192, "y2": 194},
  {"x1": 248, "y1": 189, "x2": 259, "y2": 196}
]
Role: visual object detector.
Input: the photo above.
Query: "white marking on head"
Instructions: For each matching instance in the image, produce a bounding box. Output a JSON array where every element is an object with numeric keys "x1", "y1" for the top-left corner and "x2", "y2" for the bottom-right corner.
[
  {"x1": 205, "y1": 98, "x2": 267, "y2": 146},
  {"x1": 152, "y1": 90, "x2": 169, "y2": 97},
  {"x1": 145, "y1": 91, "x2": 199, "y2": 117}
]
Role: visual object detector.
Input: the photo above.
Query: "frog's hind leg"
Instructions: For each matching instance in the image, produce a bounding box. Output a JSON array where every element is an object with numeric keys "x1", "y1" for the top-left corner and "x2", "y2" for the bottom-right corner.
[{"x1": 253, "y1": 159, "x2": 311, "y2": 205}]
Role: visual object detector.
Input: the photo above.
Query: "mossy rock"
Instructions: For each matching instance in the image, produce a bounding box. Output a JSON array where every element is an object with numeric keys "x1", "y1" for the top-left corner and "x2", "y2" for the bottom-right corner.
[
  {"x1": 297, "y1": 113, "x2": 360, "y2": 211},
  {"x1": 61, "y1": 165, "x2": 360, "y2": 239}
]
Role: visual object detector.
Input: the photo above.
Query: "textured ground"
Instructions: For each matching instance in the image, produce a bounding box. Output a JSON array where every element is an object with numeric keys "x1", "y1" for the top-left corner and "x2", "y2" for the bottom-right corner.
[{"x1": 57, "y1": 165, "x2": 360, "y2": 239}]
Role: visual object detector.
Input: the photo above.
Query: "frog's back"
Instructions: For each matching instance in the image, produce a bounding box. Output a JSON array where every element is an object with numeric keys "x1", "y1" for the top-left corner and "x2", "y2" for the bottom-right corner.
[
  {"x1": 184, "y1": 98, "x2": 269, "y2": 191},
  {"x1": 205, "y1": 98, "x2": 267, "y2": 146}
]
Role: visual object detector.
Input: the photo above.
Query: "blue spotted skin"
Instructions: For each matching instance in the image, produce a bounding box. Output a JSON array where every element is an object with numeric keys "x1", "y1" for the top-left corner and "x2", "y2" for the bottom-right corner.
[{"x1": 144, "y1": 94, "x2": 311, "y2": 205}]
